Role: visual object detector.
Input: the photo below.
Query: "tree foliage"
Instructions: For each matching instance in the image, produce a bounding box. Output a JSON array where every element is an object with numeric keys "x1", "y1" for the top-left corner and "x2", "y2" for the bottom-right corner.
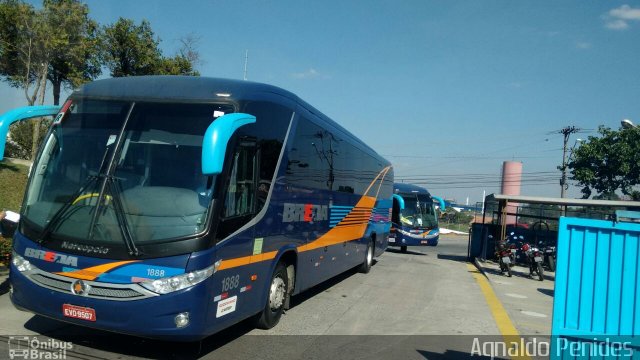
[
  {"x1": 6, "y1": 118, "x2": 51, "y2": 159},
  {"x1": 102, "y1": 18, "x2": 199, "y2": 77},
  {"x1": 0, "y1": 3, "x2": 200, "y2": 159},
  {"x1": 0, "y1": 0, "x2": 50, "y2": 105},
  {"x1": 567, "y1": 125, "x2": 640, "y2": 200},
  {"x1": 44, "y1": 0, "x2": 102, "y2": 105},
  {"x1": 0, "y1": 0, "x2": 102, "y2": 159}
]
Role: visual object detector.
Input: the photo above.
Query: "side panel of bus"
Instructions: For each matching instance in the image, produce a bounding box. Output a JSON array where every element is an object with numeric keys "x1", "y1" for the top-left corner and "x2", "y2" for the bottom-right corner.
[{"x1": 207, "y1": 98, "x2": 392, "y2": 329}]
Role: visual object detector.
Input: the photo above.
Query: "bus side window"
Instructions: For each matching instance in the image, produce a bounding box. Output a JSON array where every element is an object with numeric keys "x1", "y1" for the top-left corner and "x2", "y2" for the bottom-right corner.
[{"x1": 223, "y1": 139, "x2": 257, "y2": 218}]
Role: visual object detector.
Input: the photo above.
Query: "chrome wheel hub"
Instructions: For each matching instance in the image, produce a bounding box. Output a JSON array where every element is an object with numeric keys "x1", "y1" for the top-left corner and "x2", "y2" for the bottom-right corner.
[{"x1": 269, "y1": 276, "x2": 286, "y2": 310}]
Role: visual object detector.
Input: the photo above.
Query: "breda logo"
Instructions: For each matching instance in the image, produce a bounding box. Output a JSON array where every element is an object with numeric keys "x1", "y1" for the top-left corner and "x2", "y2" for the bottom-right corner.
[{"x1": 24, "y1": 248, "x2": 78, "y2": 267}]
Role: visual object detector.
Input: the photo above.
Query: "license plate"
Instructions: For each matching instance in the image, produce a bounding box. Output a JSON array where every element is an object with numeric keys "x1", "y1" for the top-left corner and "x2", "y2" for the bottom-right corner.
[
  {"x1": 420, "y1": 240, "x2": 428, "y2": 244},
  {"x1": 510, "y1": 249, "x2": 517, "y2": 253},
  {"x1": 546, "y1": 250, "x2": 553, "y2": 253},
  {"x1": 63, "y1": 304, "x2": 96, "y2": 322},
  {"x1": 388, "y1": 238, "x2": 395, "y2": 243},
  {"x1": 534, "y1": 256, "x2": 543, "y2": 263},
  {"x1": 502, "y1": 256, "x2": 511, "y2": 264}
]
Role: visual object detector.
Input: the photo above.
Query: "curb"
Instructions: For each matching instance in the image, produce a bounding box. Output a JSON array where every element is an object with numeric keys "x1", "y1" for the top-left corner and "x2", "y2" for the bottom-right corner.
[{"x1": 472, "y1": 257, "x2": 489, "y2": 279}]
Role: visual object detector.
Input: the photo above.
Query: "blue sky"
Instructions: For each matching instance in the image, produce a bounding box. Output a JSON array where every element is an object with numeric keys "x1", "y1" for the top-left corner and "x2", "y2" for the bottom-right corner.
[{"x1": 5, "y1": 1, "x2": 640, "y2": 204}]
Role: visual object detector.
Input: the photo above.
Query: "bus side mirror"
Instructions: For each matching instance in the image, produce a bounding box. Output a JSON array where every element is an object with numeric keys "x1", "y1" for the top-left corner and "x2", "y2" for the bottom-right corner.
[
  {"x1": 0, "y1": 105, "x2": 61, "y2": 160},
  {"x1": 201, "y1": 113, "x2": 256, "y2": 175},
  {"x1": 432, "y1": 195, "x2": 446, "y2": 211},
  {"x1": 392, "y1": 194, "x2": 405, "y2": 210}
]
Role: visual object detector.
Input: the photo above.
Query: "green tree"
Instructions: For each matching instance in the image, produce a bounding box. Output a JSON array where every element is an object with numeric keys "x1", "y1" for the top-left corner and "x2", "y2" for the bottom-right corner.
[
  {"x1": 156, "y1": 54, "x2": 199, "y2": 76},
  {"x1": 0, "y1": 0, "x2": 53, "y2": 159},
  {"x1": 567, "y1": 125, "x2": 640, "y2": 200},
  {"x1": 101, "y1": 18, "x2": 161, "y2": 77},
  {"x1": 45, "y1": 0, "x2": 102, "y2": 105},
  {"x1": 0, "y1": 0, "x2": 101, "y2": 159},
  {"x1": 101, "y1": 18, "x2": 200, "y2": 77},
  {"x1": 0, "y1": 0, "x2": 50, "y2": 106}
]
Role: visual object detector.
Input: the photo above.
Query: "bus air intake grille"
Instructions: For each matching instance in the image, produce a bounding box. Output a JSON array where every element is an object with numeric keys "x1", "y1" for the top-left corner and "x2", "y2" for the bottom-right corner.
[
  {"x1": 88, "y1": 286, "x2": 143, "y2": 299},
  {"x1": 26, "y1": 271, "x2": 158, "y2": 301},
  {"x1": 29, "y1": 273, "x2": 70, "y2": 292}
]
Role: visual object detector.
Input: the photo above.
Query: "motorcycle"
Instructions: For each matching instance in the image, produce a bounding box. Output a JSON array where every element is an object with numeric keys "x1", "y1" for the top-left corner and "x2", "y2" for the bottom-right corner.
[
  {"x1": 492, "y1": 235, "x2": 514, "y2": 277},
  {"x1": 520, "y1": 241, "x2": 545, "y2": 281},
  {"x1": 542, "y1": 242, "x2": 556, "y2": 272},
  {"x1": 532, "y1": 220, "x2": 555, "y2": 272}
]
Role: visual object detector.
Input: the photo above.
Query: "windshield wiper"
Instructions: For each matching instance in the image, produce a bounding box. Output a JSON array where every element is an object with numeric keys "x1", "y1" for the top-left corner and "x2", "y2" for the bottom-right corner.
[
  {"x1": 89, "y1": 176, "x2": 139, "y2": 256},
  {"x1": 38, "y1": 174, "x2": 99, "y2": 244},
  {"x1": 86, "y1": 102, "x2": 140, "y2": 257},
  {"x1": 38, "y1": 128, "x2": 116, "y2": 244}
]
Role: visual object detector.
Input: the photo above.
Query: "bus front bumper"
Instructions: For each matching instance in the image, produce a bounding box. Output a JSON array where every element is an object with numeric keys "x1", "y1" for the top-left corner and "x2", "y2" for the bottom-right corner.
[
  {"x1": 9, "y1": 264, "x2": 221, "y2": 341},
  {"x1": 389, "y1": 232, "x2": 439, "y2": 247}
]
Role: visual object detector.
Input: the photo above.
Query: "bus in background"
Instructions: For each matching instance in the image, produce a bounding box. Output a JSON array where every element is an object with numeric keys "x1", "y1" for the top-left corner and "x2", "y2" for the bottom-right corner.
[
  {"x1": 389, "y1": 183, "x2": 443, "y2": 252},
  {"x1": 2, "y1": 76, "x2": 393, "y2": 340}
]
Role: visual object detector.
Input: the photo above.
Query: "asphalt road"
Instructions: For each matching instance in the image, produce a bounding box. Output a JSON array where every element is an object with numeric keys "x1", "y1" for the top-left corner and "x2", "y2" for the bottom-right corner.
[{"x1": 0, "y1": 235, "x2": 512, "y2": 360}]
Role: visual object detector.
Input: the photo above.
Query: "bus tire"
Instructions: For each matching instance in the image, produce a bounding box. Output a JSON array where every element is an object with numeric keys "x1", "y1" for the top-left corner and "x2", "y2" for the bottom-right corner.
[
  {"x1": 400, "y1": 245, "x2": 407, "y2": 253},
  {"x1": 359, "y1": 239, "x2": 374, "y2": 274},
  {"x1": 256, "y1": 262, "x2": 288, "y2": 329}
]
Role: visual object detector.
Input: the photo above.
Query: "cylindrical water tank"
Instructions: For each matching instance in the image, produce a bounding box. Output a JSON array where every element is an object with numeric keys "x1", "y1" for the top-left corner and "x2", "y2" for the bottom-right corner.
[{"x1": 501, "y1": 161, "x2": 522, "y2": 225}]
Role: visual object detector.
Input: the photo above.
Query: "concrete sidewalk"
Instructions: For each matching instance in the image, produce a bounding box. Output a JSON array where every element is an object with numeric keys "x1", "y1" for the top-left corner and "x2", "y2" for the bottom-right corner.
[{"x1": 474, "y1": 258, "x2": 555, "y2": 336}]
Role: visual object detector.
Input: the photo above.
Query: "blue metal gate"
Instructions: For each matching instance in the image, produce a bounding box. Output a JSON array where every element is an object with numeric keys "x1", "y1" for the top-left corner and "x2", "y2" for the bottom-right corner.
[{"x1": 552, "y1": 215, "x2": 640, "y2": 359}]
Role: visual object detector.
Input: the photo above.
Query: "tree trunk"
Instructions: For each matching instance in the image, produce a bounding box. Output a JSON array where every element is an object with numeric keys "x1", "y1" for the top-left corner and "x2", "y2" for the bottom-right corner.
[
  {"x1": 30, "y1": 68, "x2": 48, "y2": 160},
  {"x1": 52, "y1": 80, "x2": 61, "y2": 105}
]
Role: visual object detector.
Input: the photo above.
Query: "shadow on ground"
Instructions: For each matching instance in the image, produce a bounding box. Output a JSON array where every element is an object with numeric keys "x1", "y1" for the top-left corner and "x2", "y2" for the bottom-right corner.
[
  {"x1": 385, "y1": 248, "x2": 427, "y2": 256},
  {"x1": 437, "y1": 254, "x2": 468, "y2": 262}
]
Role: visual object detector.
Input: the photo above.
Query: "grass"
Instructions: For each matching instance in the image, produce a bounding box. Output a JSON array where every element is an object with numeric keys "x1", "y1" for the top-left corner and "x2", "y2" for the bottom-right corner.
[
  {"x1": 441, "y1": 222, "x2": 471, "y2": 233},
  {"x1": 0, "y1": 160, "x2": 29, "y2": 265},
  {"x1": 0, "y1": 161, "x2": 29, "y2": 211}
]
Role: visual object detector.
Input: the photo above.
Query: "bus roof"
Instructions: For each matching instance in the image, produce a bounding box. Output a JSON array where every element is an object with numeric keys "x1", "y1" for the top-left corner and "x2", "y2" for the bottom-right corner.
[
  {"x1": 73, "y1": 76, "x2": 387, "y2": 165},
  {"x1": 73, "y1": 76, "x2": 297, "y2": 103},
  {"x1": 394, "y1": 183, "x2": 432, "y2": 196}
]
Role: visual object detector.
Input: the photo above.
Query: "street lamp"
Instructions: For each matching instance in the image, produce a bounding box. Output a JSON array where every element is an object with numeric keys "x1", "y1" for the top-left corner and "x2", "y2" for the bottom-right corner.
[{"x1": 621, "y1": 119, "x2": 636, "y2": 129}]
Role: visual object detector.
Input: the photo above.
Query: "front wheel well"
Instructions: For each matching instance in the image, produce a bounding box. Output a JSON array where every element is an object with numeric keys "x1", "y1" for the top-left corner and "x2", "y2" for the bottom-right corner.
[{"x1": 277, "y1": 250, "x2": 297, "y2": 297}]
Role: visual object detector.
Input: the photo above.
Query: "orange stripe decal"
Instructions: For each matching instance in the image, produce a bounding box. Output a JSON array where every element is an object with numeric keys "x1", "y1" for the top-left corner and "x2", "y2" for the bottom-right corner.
[
  {"x1": 217, "y1": 251, "x2": 278, "y2": 271},
  {"x1": 55, "y1": 260, "x2": 138, "y2": 280},
  {"x1": 216, "y1": 166, "x2": 393, "y2": 270}
]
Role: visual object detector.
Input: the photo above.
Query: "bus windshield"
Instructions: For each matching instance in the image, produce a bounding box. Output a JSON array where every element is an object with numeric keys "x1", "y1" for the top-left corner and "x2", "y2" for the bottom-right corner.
[
  {"x1": 23, "y1": 99, "x2": 233, "y2": 246},
  {"x1": 399, "y1": 193, "x2": 438, "y2": 229}
]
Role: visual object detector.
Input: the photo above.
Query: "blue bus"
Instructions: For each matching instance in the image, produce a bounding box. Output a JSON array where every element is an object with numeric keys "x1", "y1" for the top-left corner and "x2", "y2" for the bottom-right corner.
[
  {"x1": 389, "y1": 183, "x2": 442, "y2": 251},
  {"x1": 1, "y1": 76, "x2": 393, "y2": 340}
]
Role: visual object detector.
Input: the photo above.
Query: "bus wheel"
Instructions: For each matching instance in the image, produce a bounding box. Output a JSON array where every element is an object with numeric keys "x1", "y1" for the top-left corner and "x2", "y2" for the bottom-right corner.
[
  {"x1": 359, "y1": 239, "x2": 374, "y2": 274},
  {"x1": 400, "y1": 246, "x2": 407, "y2": 253},
  {"x1": 256, "y1": 262, "x2": 288, "y2": 329}
]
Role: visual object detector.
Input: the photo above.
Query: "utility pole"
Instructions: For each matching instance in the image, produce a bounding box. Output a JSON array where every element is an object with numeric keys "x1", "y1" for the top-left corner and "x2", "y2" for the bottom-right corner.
[
  {"x1": 243, "y1": 50, "x2": 248, "y2": 81},
  {"x1": 559, "y1": 126, "x2": 581, "y2": 198}
]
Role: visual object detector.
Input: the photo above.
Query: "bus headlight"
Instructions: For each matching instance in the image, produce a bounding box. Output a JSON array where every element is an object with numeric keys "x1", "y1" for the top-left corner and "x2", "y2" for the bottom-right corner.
[
  {"x1": 140, "y1": 261, "x2": 220, "y2": 294},
  {"x1": 12, "y1": 251, "x2": 34, "y2": 272}
]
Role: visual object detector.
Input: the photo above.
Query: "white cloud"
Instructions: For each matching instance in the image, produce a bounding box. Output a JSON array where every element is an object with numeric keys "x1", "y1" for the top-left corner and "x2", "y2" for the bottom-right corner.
[
  {"x1": 291, "y1": 68, "x2": 320, "y2": 79},
  {"x1": 605, "y1": 19, "x2": 630, "y2": 30},
  {"x1": 604, "y1": 5, "x2": 640, "y2": 30},
  {"x1": 576, "y1": 41, "x2": 592, "y2": 49},
  {"x1": 610, "y1": 4, "x2": 640, "y2": 20}
]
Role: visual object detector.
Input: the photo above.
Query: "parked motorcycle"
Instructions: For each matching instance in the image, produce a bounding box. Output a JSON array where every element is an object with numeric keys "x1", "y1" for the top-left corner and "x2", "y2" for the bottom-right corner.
[
  {"x1": 532, "y1": 220, "x2": 555, "y2": 272},
  {"x1": 520, "y1": 241, "x2": 544, "y2": 281},
  {"x1": 542, "y1": 243, "x2": 556, "y2": 272},
  {"x1": 492, "y1": 234, "x2": 515, "y2": 277}
]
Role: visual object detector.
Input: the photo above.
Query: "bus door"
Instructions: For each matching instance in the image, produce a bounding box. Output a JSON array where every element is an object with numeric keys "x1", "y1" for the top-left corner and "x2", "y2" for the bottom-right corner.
[{"x1": 216, "y1": 137, "x2": 259, "y2": 273}]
